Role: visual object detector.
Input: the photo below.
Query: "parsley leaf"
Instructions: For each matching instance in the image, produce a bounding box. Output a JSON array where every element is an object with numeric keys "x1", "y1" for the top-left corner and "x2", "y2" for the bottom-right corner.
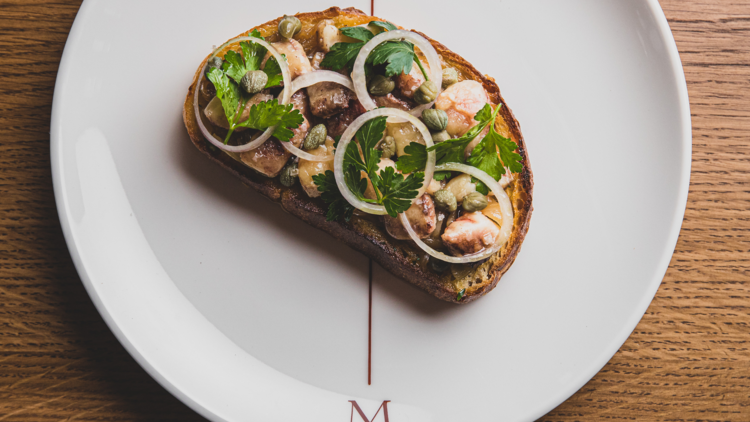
[
  {"x1": 367, "y1": 41, "x2": 414, "y2": 77},
  {"x1": 368, "y1": 21, "x2": 398, "y2": 32},
  {"x1": 467, "y1": 111, "x2": 523, "y2": 179},
  {"x1": 378, "y1": 167, "x2": 425, "y2": 217},
  {"x1": 433, "y1": 171, "x2": 451, "y2": 181},
  {"x1": 313, "y1": 170, "x2": 355, "y2": 222},
  {"x1": 207, "y1": 68, "x2": 240, "y2": 123},
  {"x1": 263, "y1": 56, "x2": 284, "y2": 88},
  {"x1": 235, "y1": 99, "x2": 303, "y2": 142},
  {"x1": 395, "y1": 142, "x2": 428, "y2": 173},
  {"x1": 320, "y1": 41, "x2": 366, "y2": 71},
  {"x1": 340, "y1": 26, "x2": 375, "y2": 42},
  {"x1": 457, "y1": 288, "x2": 466, "y2": 301}
]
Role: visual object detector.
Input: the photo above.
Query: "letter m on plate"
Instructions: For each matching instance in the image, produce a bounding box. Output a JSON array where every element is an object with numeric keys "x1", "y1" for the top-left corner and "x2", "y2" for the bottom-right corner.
[{"x1": 349, "y1": 400, "x2": 390, "y2": 422}]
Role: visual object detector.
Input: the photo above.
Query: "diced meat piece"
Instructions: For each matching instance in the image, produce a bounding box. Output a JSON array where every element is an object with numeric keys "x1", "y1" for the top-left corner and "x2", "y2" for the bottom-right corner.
[
  {"x1": 325, "y1": 99, "x2": 366, "y2": 137},
  {"x1": 384, "y1": 194, "x2": 437, "y2": 240},
  {"x1": 306, "y1": 82, "x2": 353, "y2": 118},
  {"x1": 298, "y1": 136, "x2": 336, "y2": 197},
  {"x1": 435, "y1": 80, "x2": 490, "y2": 137},
  {"x1": 373, "y1": 93, "x2": 412, "y2": 111},
  {"x1": 441, "y1": 212, "x2": 500, "y2": 255},
  {"x1": 395, "y1": 60, "x2": 430, "y2": 99},
  {"x1": 263, "y1": 39, "x2": 312, "y2": 79}
]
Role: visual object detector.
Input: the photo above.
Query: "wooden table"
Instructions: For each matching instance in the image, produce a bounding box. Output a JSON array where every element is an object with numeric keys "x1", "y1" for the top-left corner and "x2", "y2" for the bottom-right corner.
[{"x1": 0, "y1": 1, "x2": 747, "y2": 420}]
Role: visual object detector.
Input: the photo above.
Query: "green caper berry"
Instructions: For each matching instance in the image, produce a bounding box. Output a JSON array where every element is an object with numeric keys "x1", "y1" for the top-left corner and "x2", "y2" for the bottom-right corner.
[
  {"x1": 441, "y1": 68, "x2": 458, "y2": 88},
  {"x1": 303, "y1": 124, "x2": 327, "y2": 150},
  {"x1": 279, "y1": 160, "x2": 299, "y2": 187},
  {"x1": 432, "y1": 130, "x2": 451, "y2": 143},
  {"x1": 278, "y1": 15, "x2": 302, "y2": 39},
  {"x1": 368, "y1": 75, "x2": 395, "y2": 96},
  {"x1": 414, "y1": 80, "x2": 439, "y2": 104},
  {"x1": 240, "y1": 70, "x2": 268, "y2": 94},
  {"x1": 463, "y1": 192, "x2": 488, "y2": 212},
  {"x1": 205, "y1": 57, "x2": 223, "y2": 75},
  {"x1": 380, "y1": 135, "x2": 396, "y2": 159},
  {"x1": 421, "y1": 109, "x2": 448, "y2": 131},
  {"x1": 434, "y1": 189, "x2": 457, "y2": 213}
]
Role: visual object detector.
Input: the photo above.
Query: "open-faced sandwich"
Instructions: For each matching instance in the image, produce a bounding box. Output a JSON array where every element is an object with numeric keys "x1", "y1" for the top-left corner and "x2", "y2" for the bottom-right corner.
[{"x1": 183, "y1": 7, "x2": 533, "y2": 304}]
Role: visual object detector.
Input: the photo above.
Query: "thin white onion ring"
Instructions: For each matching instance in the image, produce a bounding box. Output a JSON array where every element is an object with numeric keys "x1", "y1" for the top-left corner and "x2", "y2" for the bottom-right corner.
[
  {"x1": 351, "y1": 30, "x2": 442, "y2": 117},
  {"x1": 279, "y1": 70, "x2": 356, "y2": 162},
  {"x1": 400, "y1": 163, "x2": 514, "y2": 264},
  {"x1": 193, "y1": 36, "x2": 292, "y2": 153},
  {"x1": 334, "y1": 108, "x2": 435, "y2": 215}
]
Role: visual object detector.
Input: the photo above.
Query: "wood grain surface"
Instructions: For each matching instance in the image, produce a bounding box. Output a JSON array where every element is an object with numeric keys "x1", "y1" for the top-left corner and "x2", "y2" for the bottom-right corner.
[{"x1": 0, "y1": 0, "x2": 747, "y2": 420}]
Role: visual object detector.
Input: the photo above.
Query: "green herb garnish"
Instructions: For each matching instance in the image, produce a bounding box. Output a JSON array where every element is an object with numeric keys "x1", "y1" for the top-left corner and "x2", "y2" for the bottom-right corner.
[
  {"x1": 394, "y1": 103, "x2": 522, "y2": 187},
  {"x1": 320, "y1": 22, "x2": 428, "y2": 80},
  {"x1": 457, "y1": 288, "x2": 466, "y2": 301},
  {"x1": 206, "y1": 29, "x2": 300, "y2": 143},
  {"x1": 314, "y1": 116, "x2": 424, "y2": 220}
]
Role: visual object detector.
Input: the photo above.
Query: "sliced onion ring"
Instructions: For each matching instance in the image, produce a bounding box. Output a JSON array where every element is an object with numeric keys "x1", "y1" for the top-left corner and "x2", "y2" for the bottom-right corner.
[
  {"x1": 279, "y1": 70, "x2": 355, "y2": 162},
  {"x1": 334, "y1": 108, "x2": 436, "y2": 215},
  {"x1": 351, "y1": 30, "x2": 442, "y2": 117},
  {"x1": 400, "y1": 163, "x2": 514, "y2": 264},
  {"x1": 290, "y1": 69, "x2": 354, "y2": 94},
  {"x1": 193, "y1": 36, "x2": 292, "y2": 153}
]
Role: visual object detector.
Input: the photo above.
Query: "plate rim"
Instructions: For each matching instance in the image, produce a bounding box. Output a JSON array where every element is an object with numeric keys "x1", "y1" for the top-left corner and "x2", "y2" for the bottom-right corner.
[{"x1": 50, "y1": 0, "x2": 692, "y2": 420}]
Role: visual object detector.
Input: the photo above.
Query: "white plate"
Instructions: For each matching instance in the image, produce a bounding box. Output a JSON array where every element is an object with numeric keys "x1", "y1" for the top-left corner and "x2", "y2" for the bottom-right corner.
[{"x1": 51, "y1": 0, "x2": 690, "y2": 421}]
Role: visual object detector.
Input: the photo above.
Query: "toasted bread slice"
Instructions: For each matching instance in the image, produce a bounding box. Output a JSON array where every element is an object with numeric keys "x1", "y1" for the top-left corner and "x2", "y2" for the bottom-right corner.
[{"x1": 183, "y1": 7, "x2": 533, "y2": 304}]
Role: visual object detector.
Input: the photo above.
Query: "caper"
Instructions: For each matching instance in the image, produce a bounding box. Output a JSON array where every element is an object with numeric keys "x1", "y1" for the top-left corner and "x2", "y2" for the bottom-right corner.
[
  {"x1": 432, "y1": 130, "x2": 451, "y2": 143},
  {"x1": 434, "y1": 189, "x2": 457, "y2": 213},
  {"x1": 205, "y1": 57, "x2": 223, "y2": 75},
  {"x1": 368, "y1": 75, "x2": 395, "y2": 96},
  {"x1": 303, "y1": 124, "x2": 327, "y2": 150},
  {"x1": 240, "y1": 70, "x2": 268, "y2": 94},
  {"x1": 414, "y1": 80, "x2": 439, "y2": 104},
  {"x1": 278, "y1": 15, "x2": 302, "y2": 39},
  {"x1": 279, "y1": 160, "x2": 299, "y2": 187},
  {"x1": 380, "y1": 135, "x2": 396, "y2": 159},
  {"x1": 441, "y1": 68, "x2": 458, "y2": 88},
  {"x1": 462, "y1": 192, "x2": 488, "y2": 212},
  {"x1": 421, "y1": 109, "x2": 448, "y2": 131}
]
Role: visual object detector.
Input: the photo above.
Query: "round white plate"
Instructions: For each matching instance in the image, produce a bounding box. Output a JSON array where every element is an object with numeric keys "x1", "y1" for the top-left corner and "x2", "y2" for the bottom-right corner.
[{"x1": 51, "y1": 0, "x2": 690, "y2": 421}]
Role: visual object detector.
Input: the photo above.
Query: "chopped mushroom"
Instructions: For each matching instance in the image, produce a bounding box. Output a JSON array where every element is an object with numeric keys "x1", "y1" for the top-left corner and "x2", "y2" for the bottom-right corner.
[
  {"x1": 298, "y1": 136, "x2": 336, "y2": 197},
  {"x1": 263, "y1": 39, "x2": 311, "y2": 78},
  {"x1": 384, "y1": 194, "x2": 437, "y2": 240},
  {"x1": 441, "y1": 212, "x2": 500, "y2": 255}
]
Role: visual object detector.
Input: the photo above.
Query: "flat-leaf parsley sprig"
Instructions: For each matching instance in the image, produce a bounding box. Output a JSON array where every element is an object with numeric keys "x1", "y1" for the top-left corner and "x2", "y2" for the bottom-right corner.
[
  {"x1": 313, "y1": 116, "x2": 424, "y2": 221},
  {"x1": 206, "y1": 29, "x2": 303, "y2": 143},
  {"x1": 395, "y1": 104, "x2": 523, "y2": 190},
  {"x1": 320, "y1": 21, "x2": 429, "y2": 80}
]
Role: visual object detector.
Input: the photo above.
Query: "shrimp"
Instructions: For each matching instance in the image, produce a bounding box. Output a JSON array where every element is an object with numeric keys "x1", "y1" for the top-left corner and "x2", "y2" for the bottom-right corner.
[
  {"x1": 435, "y1": 80, "x2": 490, "y2": 137},
  {"x1": 384, "y1": 194, "x2": 437, "y2": 240}
]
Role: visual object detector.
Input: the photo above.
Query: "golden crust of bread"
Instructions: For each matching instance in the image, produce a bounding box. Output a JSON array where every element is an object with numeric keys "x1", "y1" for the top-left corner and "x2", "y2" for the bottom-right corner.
[{"x1": 183, "y1": 7, "x2": 533, "y2": 304}]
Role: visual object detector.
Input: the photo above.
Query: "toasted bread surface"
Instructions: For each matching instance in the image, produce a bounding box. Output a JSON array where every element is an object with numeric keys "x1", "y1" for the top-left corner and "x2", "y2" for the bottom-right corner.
[{"x1": 183, "y1": 7, "x2": 533, "y2": 304}]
